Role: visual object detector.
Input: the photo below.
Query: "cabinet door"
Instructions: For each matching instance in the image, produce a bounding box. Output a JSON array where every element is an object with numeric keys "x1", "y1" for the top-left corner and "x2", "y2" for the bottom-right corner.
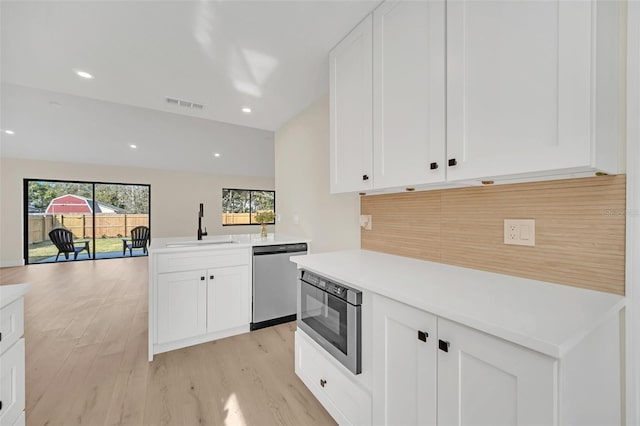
[
  {"x1": 0, "y1": 299, "x2": 24, "y2": 355},
  {"x1": 373, "y1": 0, "x2": 445, "y2": 189},
  {"x1": 330, "y1": 15, "x2": 373, "y2": 194},
  {"x1": 157, "y1": 270, "x2": 207, "y2": 343},
  {"x1": 207, "y1": 265, "x2": 250, "y2": 333},
  {"x1": 0, "y1": 339, "x2": 25, "y2": 426},
  {"x1": 446, "y1": 0, "x2": 592, "y2": 180},
  {"x1": 372, "y1": 295, "x2": 437, "y2": 425},
  {"x1": 437, "y1": 318, "x2": 556, "y2": 425}
]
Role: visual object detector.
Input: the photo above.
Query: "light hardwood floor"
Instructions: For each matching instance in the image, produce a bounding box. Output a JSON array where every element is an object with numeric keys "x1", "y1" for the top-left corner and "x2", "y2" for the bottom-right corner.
[{"x1": 0, "y1": 257, "x2": 336, "y2": 426}]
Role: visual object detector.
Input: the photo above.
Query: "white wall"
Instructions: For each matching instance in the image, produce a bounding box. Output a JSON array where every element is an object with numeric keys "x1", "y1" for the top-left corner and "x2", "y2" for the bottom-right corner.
[
  {"x1": 0, "y1": 157, "x2": 274, "y2": 266},
  {"x1": 274, "y1": 93, "x2": 360, "y2": 253}
]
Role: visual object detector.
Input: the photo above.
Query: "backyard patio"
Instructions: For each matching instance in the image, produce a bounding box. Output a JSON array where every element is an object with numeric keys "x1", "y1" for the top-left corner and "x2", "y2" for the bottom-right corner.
[{"x1": 28, "y1": 237, "x2": 147, "y2": 263}]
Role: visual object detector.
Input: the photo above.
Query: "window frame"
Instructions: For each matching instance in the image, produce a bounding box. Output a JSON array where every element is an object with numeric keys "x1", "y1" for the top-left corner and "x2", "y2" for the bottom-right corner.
[{"x1": 222, "y1": 188, "x2": 276, "y2": 226}]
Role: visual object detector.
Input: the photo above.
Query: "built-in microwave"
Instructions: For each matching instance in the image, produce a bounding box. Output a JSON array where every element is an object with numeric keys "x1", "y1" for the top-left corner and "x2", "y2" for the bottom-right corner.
[{"x1": 297, "y1": 269, "x2": 362, "y2": 374}]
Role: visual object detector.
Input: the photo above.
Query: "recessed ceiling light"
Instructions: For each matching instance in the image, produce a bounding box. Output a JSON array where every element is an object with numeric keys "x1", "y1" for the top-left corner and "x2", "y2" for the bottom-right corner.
[
  {"x1": 129, "y1": 144, "x2": 137, "y2": 149},
  {"x1": 75, "y1": 70, "x2": 94, "y2": 79},
  {"x1": 241, "y1": 107, "x2": 252, "y2": 113},
  {"x1": 4, "y1": 130, "x2": 15, "y2": 135},
  {"x1": 213, "y1": 153, "x2": 221, "y2": 158}
]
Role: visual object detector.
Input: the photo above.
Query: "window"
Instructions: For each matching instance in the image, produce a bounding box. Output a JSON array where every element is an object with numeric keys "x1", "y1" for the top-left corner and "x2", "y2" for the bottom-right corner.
[
  {"x1": 24, "y1": 179, "x2": 150, "y2": 264},
  {"x1": 222, "y1": 189, "x2": 275, "y2": 225}
]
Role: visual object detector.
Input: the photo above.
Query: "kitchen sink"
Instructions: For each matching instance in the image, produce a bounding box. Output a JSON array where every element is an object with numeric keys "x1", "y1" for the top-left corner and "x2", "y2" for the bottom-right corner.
[{"x1": 166, "y1": 241, "x2": 238, "y2": 248}]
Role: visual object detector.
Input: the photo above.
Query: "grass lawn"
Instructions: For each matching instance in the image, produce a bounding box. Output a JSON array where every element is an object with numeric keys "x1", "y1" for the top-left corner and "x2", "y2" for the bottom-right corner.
[{"x1": 29, "y1": 237, "x2": 127, "y2": 261}]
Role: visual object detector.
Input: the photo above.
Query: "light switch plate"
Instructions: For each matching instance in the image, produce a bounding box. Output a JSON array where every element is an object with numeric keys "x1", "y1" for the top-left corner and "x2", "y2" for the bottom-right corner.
[
  {"x1": 504, "y1": 219, "x2": 535, "y2": 246},
  {"x1": 360, "y1": 215, "x2": 372, "y2": 230}
]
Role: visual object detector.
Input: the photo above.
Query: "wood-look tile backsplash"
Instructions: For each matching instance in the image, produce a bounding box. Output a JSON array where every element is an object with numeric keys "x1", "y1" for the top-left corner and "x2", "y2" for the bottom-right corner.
[{"x1": 361, "y1": 175, "x2": 626, "y2": 295}]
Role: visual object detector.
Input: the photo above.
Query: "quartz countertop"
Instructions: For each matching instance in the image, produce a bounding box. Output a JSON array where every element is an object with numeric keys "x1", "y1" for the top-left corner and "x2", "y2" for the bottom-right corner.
[
  {"x1": 149, "y1": 233, "x2": 309, "y2": 253},
  {"x1": 0, "y1": 283, "x2": 32, "y2": 309},
  {"x1": 291, "y1": 249, "x2": 625, "y2": 358}
]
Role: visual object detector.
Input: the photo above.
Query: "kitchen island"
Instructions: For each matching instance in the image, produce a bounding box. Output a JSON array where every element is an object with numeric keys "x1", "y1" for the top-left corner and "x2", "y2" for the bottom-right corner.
[{"x1": 147, "y1": 233, "x2": 307, "y2": 361}]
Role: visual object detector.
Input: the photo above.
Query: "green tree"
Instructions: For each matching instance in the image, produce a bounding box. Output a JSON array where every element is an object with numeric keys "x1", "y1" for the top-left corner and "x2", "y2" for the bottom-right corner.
[{"x1": 28, "y1": 182, "x2": 59, "y2": 211}]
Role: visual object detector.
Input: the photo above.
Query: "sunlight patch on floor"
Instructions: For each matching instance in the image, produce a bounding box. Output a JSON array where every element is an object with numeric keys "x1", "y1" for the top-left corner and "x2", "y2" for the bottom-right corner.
[{"x1": 224, "y1": 393, "x2": 247, "y2": 426}]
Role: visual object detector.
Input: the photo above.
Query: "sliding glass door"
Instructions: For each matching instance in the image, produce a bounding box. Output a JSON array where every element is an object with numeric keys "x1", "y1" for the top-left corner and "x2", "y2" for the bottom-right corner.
[
  {"x1": 24, "y1": 179, "x2": 150, "y2": 264},
  {"x1": 93, "y1": 183, "x2": 150, "y2": 258}
]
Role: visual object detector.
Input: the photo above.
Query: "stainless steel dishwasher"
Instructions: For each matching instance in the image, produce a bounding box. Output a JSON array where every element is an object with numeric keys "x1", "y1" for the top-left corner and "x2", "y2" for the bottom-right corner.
[{"x1": 251, "y1": 243, "x2": 308, "y2": 330}]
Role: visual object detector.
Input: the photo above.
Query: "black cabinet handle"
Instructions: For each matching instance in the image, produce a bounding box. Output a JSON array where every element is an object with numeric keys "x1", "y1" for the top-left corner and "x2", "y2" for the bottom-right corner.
[
  {"x1": 362, "y1": 174, "x2": 369, "y2": 181},
  {"x1": 210, "y1": 275, "x2": 214, "y2": 280},
  {"x1": 430, "y1": 162, "x2": 438, "y2": 170},
  {"x1": 439, "y1": 339, "x2": 450, "y2": 352},
  {"x1": 418, "y1": 330, "x2": 429, "y2": 342},
  {"x1": 320, "y1": 379, "x2": 327, "y2": 388},
  {"x1": 200, "y1": 276, "x2": 205, "y2": 281},
  {"x1": 448, "y1": 158, "x2": 457, "y2": 167}
]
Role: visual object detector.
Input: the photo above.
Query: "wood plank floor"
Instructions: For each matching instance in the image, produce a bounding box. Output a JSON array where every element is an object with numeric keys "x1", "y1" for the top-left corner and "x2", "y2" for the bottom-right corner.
[{"x1": 0, "y1": 258, "x2": 336, "y2": 426}]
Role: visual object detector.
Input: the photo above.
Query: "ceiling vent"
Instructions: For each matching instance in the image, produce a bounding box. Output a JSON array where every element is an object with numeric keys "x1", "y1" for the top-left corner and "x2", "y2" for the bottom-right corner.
[{"x1": 166, "y1": 97, "x2": 204, "y2": 110}]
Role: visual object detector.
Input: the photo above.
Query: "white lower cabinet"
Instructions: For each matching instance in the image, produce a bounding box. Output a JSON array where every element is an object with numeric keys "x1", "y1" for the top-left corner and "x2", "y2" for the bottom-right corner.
[
  {"x1": 150, "y1": 248, "x2": 251, "y2": 358},
  {"x1": 0, "y1": 338, "x2": 25, "y2": 426},
  {"x1": 157, "y1": 270, "x2": 208, "y2": 344},
  {"x1": 207, "y1": 265, "x2": 249, "y2": 333},
  {"x1": 0, "y1": 291, "x2": 28, "y2": 426},
  {"x1": 156, "y1": 265, "x2": 250, "y2": 343},
  {"x1": 295, "y1": 330, "x2": 371, "y2": 426},
  {"x1": 437, "y1": 318, "x2": 556, "y2": 425},
  {"x1": 372, "y1": 295, "x2": 437, "y2": 425},
  {"x1": 372, "y1": 295, "x2": 557, "y2": 425}
]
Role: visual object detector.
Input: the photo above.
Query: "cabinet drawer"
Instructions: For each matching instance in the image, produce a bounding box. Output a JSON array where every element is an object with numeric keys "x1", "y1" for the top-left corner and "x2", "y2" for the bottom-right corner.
[
  {"x1": 0, "y1": 338, "x2": 25, "y2": 426},
  {"x1": 0, "y1": 299, "x2": 24, "y2": 355},
  {"x1": 158, "y1": 249, "x2": 248, "y2": 273},
  {"x1": 295, "y1": 331, "x2": 371, "y2": 425}
]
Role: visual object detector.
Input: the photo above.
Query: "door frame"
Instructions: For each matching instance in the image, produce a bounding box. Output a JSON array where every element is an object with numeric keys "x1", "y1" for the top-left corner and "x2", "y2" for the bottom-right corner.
[{"x1": 625, "y1": 1, "x2": 639, "y2": 423}]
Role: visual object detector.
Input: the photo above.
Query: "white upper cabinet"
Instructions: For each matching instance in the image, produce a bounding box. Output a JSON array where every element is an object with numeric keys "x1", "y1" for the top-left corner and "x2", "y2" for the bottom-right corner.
[
  {"x1": 446, "y1": 0, "x2": 620, "y2": 181},
  {"x1": 373, "y1": 0, "x2": 446, "y2": 189},
  {"x1": 329, "y1": 0, "x2": 621, "y2": 193},
  {"x1": 330, "y1": 15, "x2": 373, "y2": 194}
]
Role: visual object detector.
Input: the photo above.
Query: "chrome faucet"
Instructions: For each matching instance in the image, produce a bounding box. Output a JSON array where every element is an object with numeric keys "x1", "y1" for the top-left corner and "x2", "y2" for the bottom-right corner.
[{"x1": 197, "y1": 203, "x2": 208, "y2": 240}]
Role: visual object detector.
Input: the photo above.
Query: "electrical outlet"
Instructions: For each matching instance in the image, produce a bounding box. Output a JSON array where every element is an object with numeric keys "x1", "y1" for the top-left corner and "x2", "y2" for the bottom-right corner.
[
  {"x1": 360, "y1": 215, "x2": 372, "y2": 230},
  {"x1": 504, "y1": 219, "x2": 535, "y2": 246}
]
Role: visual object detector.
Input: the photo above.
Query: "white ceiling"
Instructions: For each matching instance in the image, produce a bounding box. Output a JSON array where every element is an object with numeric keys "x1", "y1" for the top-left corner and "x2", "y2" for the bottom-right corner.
[
  {"x1": 1, "y1": 83, "x2": 276, "y2": 176},
  {"x1": 1, "y1": 0, "x2": 379, "y2": 132}
]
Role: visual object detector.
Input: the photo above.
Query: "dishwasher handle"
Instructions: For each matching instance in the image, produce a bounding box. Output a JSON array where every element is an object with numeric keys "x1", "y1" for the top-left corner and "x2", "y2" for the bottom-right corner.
[{"x1": 253, "y1": 243, "x2": 308, "y2": 256}]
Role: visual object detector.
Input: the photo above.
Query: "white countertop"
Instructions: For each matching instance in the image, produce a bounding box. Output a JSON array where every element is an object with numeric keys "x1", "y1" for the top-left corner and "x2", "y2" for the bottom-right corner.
[
  {"x1": 149, "y1": 233, "x2": 309, "y2": 253},
  {"x1": 0, "y1": 283, "x2": 32, "y2": 309},
  {"x1": 291, "y1": 249, "x2": 625, "y2": 358}
]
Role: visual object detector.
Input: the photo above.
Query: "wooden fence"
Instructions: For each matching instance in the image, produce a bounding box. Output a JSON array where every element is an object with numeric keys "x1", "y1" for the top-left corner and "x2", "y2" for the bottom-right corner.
[
  {"x1": 222, "y1": 212, "x2": 274, "y2": 225},
  {"x1": 222, "y1": 213, "x2": 253, "y2": 225},
  {"x1": 28, "y1": 214, "x2": 149, "y2": 244}
]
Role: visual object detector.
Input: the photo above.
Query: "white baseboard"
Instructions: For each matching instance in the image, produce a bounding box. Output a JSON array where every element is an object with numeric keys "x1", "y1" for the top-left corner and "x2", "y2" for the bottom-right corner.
[{"x1": 0, "y1": 259, "x2": 25, "y2": 268}]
